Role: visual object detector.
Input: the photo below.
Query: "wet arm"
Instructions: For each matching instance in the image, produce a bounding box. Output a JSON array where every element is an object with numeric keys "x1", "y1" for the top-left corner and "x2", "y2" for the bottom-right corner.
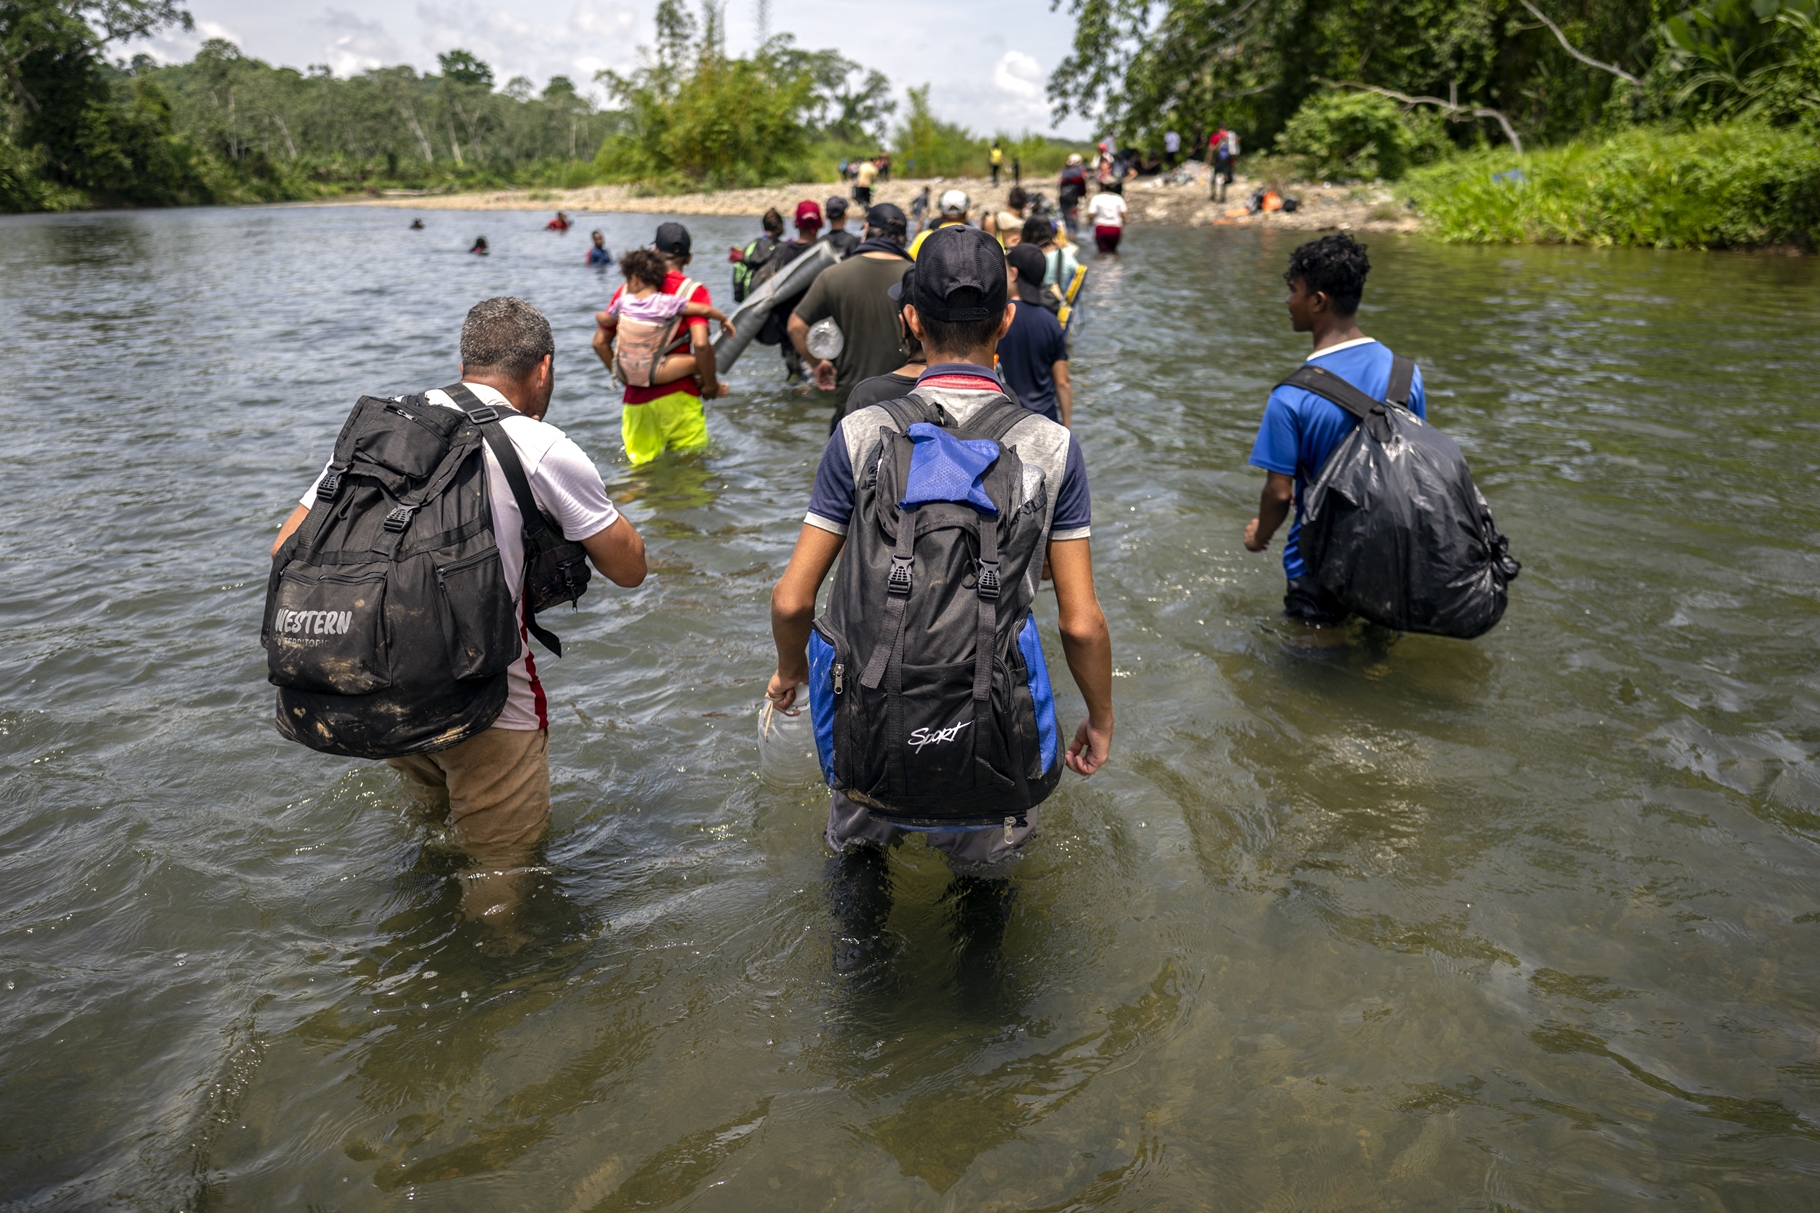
[
  {"x1": 1048, "y1": 538, "x2": 1113, "y2": 775},
  {"x1": 1053, "y1": 360, "x2": 1072, "y2": 428},
  {"x1": 590, "y1": 319, "x2": 617, "y2": 371},
  {"x1": 1244, "y1": 472, "x2": 1295, "y2": 552},
  {"x1": 581, "y1": 514, "x2": 647, "y2": 587},
  {"x1": 272, "y1": 504, "x2": 309, "y2": 557},
  {"x1": 767, "y1": 524, "x2": 845, "y2": 710},
  {"x1": 689, "y1": 319, "x2": 722, "y2": 397}
]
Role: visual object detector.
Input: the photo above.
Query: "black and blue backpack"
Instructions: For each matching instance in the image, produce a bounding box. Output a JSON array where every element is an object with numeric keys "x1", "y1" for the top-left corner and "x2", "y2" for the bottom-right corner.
[{"x1": 808, "y1": 394, "x2": 1062, "y2": 828}]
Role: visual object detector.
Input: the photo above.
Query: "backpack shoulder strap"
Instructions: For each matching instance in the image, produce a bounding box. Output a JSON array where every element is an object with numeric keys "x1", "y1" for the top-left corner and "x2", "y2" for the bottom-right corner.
[
  {"x1": 1276, "y1": 363, "x2": 1383, "y2": 422},
  {"x1": 1385, "y1": 355, "x2": 1416, "y2": 408},
  {"x1": 956, "y1": 393, "x2": 1033, "y2": 444},
  {"x1": 441, "y1": 383, "x2": 572, "y2": 656},
  {"x1": 878, "y1": 394, "x2": 939, "y2": 433},
  {"x1": 441, "y1": 383, "x2": 552, "y2": 544}
]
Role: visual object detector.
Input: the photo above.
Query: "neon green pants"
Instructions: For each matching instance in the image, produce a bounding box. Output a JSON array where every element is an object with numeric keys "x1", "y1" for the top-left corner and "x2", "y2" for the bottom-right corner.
[{"x1": 622, "y1": 391, "x2": 709, "y2": 465}]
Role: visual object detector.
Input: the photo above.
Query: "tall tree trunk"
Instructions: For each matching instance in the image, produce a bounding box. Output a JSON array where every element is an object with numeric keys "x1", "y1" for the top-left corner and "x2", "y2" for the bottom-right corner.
[{"x1": 401, "y1": 104, "x2": 434, "y2": 163}]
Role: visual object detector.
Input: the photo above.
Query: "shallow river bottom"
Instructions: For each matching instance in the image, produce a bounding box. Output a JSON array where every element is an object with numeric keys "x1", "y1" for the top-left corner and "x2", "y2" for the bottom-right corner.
[{"x1": 1, "y1": 205, "x2": 1818, "y2": 1210}]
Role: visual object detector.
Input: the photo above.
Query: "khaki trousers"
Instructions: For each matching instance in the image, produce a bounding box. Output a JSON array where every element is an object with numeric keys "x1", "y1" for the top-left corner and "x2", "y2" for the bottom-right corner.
[{"x1": 388, "y1": 725, "x2": 551, "y2": 869}]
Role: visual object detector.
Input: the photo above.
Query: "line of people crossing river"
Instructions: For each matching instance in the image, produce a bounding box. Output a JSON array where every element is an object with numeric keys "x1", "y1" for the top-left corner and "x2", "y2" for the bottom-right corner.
[{"x1": 266, "y1": 209, "x2": 1514, "y2": 949}]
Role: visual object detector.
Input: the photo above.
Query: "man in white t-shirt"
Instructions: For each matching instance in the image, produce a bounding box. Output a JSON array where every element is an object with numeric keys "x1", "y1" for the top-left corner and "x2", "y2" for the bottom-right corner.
[
  {"x1": 270, "y1": 297, "x2": 646, "y2": 933},
  {"x1": 1086, "y1": 183, "x2": 1128, "y2": 255}
]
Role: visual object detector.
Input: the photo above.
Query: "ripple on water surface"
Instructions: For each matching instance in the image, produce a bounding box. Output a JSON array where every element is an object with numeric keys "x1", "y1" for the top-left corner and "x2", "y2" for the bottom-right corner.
[{"x1": 1, "y1": 206, "x2": 1818, "y2": 1210}]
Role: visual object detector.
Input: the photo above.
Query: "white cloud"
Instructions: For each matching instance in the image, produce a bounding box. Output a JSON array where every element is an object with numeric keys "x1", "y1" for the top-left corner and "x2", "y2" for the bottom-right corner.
[
  {"x1": 320, "y1": 9, "x2": 400, "y2": 75},
  {"x1": 410, "y1": 1, "x2": 637, "y2": 98},
  {"x1": 122, "y1": 18, "x2": 240, "y2": 64},
  {"x1": 970, "y1": 49, "x2": 1052, "y2": 132}
]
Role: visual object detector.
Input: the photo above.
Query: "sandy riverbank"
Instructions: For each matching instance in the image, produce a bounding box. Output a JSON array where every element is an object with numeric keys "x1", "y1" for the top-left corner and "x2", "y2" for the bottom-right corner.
[{"x1": 342, "y1": 169, "x2": 1421, "y2": 236}]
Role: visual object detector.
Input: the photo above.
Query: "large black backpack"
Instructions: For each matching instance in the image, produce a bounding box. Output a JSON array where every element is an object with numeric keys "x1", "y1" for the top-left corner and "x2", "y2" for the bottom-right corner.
[
  {"x1": 262, "y1": 387, "x2": 588, "y2": 757},
  {"x1": 1281, "y1": 357, "x2": 1520, "y2": 638},
  {"x1": 807, "y1": 394, "x2": 1063, "y2": 827}
]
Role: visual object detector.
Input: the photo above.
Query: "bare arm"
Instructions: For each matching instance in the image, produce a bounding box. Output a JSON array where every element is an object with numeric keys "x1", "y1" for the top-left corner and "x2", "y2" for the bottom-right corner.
[
  {"x1": 1244, "y1": 471, "x2": 1295, "y2": 552},
  {"x1": 1052, "y1": 360, "x2": 1072, "y2": 429},
  {"x1": 787, "y1": 311, "x2": 836, "y2": 390},
  {"x1": 581, "y1": 514, "x2": 647, "y2": 587},
  {"x1": 1048, "y1": 537, "x2": 1112, "y2": 776},
  {"x1": 689, "y1": 318, "x2": 725, "y2": 398},
  {"x1": 590, "y1": 318, "x2": 617, "y2": 372},
  {"x1": 272, "y1": 503, "x2": 309, "y2": 557},
  {"x1": 766, "y1": 524, "x2": 846, "y2": 711}
]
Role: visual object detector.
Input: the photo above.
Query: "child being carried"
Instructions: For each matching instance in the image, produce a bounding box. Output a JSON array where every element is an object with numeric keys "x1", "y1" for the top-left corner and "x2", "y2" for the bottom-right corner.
[{"x1": 599, "y1": 248, "x2": 731, "y2": 387}]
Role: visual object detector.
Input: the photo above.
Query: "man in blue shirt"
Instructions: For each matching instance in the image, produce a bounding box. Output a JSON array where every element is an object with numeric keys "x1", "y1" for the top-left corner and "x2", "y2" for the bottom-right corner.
[
  {"x1": 1245, "y1": 233, "x2": 1426, "y2": 623},
  {"x1": 998, "y1": 242, "x2": 1073, "y2": 425}
]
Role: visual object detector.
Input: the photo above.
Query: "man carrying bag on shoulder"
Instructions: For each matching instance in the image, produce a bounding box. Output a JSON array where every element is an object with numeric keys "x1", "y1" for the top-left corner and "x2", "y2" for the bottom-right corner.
[{"x1": 266, "y1": 297, "x2": 646, "y2": 936}]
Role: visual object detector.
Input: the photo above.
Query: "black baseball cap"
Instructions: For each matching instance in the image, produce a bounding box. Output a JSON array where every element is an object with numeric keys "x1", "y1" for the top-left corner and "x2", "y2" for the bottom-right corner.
[
  {"x1": 825, "y1": 195, "x2": 848, "y2": 219},
  {"x1": 1005, "y1": 242, "x2": 1048, "y2": 305},
  {"x1": 865, "y1": 202, "x2": 907, "y2": 236},
  {"x1": 653, "y1": 221, "x2": 691, "y2": 257},
  {"x1": 910, "y1": 225, "x2": 1007, "y2": 322}
]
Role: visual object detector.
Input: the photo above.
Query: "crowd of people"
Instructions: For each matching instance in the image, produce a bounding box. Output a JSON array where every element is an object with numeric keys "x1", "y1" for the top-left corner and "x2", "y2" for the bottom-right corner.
[{"x1": 277, "y1": 171, "x2": 1446, "y2": 954}]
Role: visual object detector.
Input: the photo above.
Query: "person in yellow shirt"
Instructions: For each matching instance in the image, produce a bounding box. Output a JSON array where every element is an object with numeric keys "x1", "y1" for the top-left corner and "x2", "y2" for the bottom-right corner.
[
  {"x1": 908, "y1": 189, "x2": 970, "y2": 259},
  {"x1": 989, "y1": 141, "x2": 1004, "y2": 185},
  {"x1": 853, "y1": 156, "x2": 879, "y2": 209}
]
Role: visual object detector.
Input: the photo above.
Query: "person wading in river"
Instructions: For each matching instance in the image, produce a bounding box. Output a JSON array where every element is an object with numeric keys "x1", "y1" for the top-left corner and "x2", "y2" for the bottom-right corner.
[
  {"x1": 1243, "y1": 233, "x2": 1427, "y2": 623},
  {"x1": 593, "y1": 222, "x2": 727, "y2": 464},
  {"x1": 788, "y1": 203, "x2": 914, "y2": 420},
  {"x1": 766, "y1": 224, "x2": 1113, "y2": 878},
  {"x1": 270, "y1": 297, "x2": 647, "y2": 939}
]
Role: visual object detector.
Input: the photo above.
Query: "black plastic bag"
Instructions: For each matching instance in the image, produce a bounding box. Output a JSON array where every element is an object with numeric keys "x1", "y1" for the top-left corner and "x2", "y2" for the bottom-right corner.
[{"x1": 1285, "y1": 358, "x2": 1520, "y2": 638}]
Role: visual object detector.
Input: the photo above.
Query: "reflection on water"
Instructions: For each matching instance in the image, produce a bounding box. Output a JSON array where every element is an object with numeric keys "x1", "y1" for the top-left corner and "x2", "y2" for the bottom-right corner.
[{"x1": 1, "y1": 205, "x2": 1818, "y2": 1209}]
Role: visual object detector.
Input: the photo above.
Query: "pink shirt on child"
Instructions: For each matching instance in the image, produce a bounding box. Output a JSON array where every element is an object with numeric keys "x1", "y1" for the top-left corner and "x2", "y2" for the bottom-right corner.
[{"x1": 608, "y1": 290, "x2": 693, "y2": 324}]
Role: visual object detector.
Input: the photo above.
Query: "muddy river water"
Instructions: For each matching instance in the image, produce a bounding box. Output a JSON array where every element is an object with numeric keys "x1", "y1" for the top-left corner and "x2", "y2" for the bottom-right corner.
[{"x1": 1, "y1": 205, "x2": 1817, "y2": 1210}]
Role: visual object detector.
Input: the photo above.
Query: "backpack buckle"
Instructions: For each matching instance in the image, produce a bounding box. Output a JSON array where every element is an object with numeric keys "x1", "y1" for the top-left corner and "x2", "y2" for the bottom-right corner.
[
  {"x1": 383, "y1": 505, "x2": 415, "y2": 532},
  {"x1": 317, "y1": 471, "x2": 341, "y2": 500},
  {"x1": 466, "y1": 405, "x2": 501, "y2": 423},
  {"x1": 887, "y1": 555, "x2": 913, "y2": 595},
  {"x1": 976, "y1": 559, "x2": 1001, "y2": 600}
]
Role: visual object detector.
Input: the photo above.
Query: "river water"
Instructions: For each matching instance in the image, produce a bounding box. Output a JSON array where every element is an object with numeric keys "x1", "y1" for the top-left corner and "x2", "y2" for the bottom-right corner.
[{"x1": 1, "y1": 204, "x2": 1817, "y2": 1210}]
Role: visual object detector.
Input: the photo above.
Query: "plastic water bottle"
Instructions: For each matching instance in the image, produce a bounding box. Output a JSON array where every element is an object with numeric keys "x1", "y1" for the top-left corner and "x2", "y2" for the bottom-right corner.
[
  {"x1": 806, "y1": 318, "x2": 844, "y2": 361},
  {"x1": 757, "y1": 685, "x2": 822, "y2": 788}
]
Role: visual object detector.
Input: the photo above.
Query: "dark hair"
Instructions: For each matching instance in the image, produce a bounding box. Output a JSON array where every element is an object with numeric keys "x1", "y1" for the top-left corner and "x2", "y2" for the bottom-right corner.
[
  {"x1": 1006, "y1": 186, "x2": 1028, "y2": 211},
  {"x1": 618, "y1": 247, "x2": 667, "y2": 289},
  {"x1": 761, "y1": 208, "x2": 784, "y2": 237},
  {"x1": 1020, "y1": 215, "x2": 1054, "y2": 246},
  {"x1": 460, "y1": 297, "x2": 553, "y2": 379},
  {"x1": 916, "y1": 287, "x2": 1002, "y2": 353},
  {"x1": 1285, "y1": 233, "x2": 1370, "y2": 315}
]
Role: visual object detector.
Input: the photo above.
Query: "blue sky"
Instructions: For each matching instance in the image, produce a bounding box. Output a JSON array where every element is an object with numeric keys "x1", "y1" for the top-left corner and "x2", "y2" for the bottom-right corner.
[{"x1": 123, "y1": 0, "x2": 1097, "y2": 138}]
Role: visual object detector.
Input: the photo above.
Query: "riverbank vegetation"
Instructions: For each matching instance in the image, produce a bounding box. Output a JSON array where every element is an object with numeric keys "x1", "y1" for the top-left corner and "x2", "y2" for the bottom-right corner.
[
  {"x1": 0, "y1": 0, "x2": 1085, "y2": 213},
  {"x1": 1051, "y1": 0, "x2": 1820, "y2": 248}
]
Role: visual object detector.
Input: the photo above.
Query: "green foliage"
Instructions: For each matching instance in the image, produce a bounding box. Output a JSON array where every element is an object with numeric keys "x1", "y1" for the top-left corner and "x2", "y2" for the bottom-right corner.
[
  {"x1": 886, "y1": 86, "x2": 1089, "y2": 180},
  {"x1": 1664, "y1": 0, "x2": 1820, "y2": 120},
  {"x1": 1049, "y1": 0, "x2": 1672, "y2": 155},
  {"x1": 436, "y1": 49, "x2": 493, "y2": 90},
  {"x1": 595, "y1": 7, "x2": 896, "y2": 188},
  {"x1": 1403, "y1": 121, "x2": 1820, "y2": 246},
  {"x1": 1276, "y1": 90, "x2": 1453, "y2": 179},
  {"x1": 892, "y1": 84, "x2": 975, "y2": 176},
  {"x1": 597, "y1": 40, "x2": 814, "y2": 186}
]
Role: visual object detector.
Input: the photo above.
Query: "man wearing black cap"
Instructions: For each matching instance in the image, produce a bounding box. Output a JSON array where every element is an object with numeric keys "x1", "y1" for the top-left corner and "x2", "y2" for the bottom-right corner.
[
  {"x1": 787, "y1": 203, "x2": 915, "y2": 418},
  {"x1": 823, "y1": 196, "x2": 859, "y2": 257},
  {"x1": 998, "y1": 242, "x2": 1073, "y2": 426},
  {"x1": 591, "y1": 221, "x2": 725, "y2": 464},
  {"x1": 767, "y1": 223, "x2": 1114, "y2": 865}
]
